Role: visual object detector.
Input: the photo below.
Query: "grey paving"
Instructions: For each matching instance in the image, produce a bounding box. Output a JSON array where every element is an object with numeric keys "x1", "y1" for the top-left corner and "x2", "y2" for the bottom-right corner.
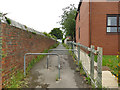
[{"x1": 27, "y1": 44, "x2": 91, "y2": 88}]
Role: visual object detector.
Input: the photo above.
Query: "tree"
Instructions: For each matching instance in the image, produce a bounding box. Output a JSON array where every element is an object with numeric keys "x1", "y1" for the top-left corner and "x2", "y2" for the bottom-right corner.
[
  {"x1": 59, "y1": 4, "x2": 77, "y2": 41},
  {"x1": 49, "y1": 28, "x2": 63, "y2": 39}
]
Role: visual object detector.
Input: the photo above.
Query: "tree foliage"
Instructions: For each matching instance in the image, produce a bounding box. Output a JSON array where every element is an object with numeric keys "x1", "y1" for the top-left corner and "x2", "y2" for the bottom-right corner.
[
  {"x1": 59, "y1": 4, "x2": 77, "y2": 40},
  {"x1": 49, "y1": 28, "x2": 63, "y2": 39}
]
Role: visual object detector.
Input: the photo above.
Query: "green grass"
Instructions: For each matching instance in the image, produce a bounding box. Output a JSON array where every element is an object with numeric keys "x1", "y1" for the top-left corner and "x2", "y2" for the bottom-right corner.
[
  {"x1": 56, "y1": 74, "x2": 59, "y2": 81},
  {"x1": 95, "y1": 55, "x2": 118, "y2": 76},
  {"x1": 62, "y1": 43, "x2": 71, "y2": 49}
]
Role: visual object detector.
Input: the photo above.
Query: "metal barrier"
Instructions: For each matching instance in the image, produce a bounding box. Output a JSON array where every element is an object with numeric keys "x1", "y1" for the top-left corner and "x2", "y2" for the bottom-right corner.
[
  {"x1": 24, "y1": 53, "x2": 61, "y2": 79},
  {"x1": 67, "y1": 41, "x2": 103, "y2": 88}
]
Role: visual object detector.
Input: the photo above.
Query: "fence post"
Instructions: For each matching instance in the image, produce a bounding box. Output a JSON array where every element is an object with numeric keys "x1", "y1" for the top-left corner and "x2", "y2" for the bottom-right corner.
[
  {"x1": 77, "y1": 43, "x2": 80, "y2": 65},
  {"x1": 72, "y1": 41, "x2": 74, "y2": 53},
  {"x1": 97, "y1": 47, "x2": 102, "y2": 87},
  {"x1": 90, "y1": 45, "x2": 94, "y2": 82}
]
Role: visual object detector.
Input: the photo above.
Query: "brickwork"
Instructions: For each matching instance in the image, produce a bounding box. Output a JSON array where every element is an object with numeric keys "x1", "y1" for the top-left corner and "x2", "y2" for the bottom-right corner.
[
  {"x1": 0, "y1": 20, "x2": 2, "y2": 89},
  {"x1": 76, "y1": 2, "x2": 90, "y2": 48},
  {"x1": 76, "y1": 1, "x2": 120, "y2": 55},
  {"x1": 91, "y1": 2, "x2": 119, "y2": 55},
  {"x1": 118, "y1": 1, "x2": 120, "y2": 53},
  {"x1": 1, "y1": 23, "x2": 56, "y2": 86}
]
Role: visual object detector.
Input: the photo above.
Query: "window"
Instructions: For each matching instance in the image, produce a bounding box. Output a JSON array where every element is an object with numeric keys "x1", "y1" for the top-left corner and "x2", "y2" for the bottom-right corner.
[
  {"x1": 119, "y1": 16, "x2": 120, "y2": 32},
  {"x1": 79, "y1": 27, "x2": 80, "y2": 39},
  {"x1": 107, "y1": 15, "x2": 120, "y2": 33}
]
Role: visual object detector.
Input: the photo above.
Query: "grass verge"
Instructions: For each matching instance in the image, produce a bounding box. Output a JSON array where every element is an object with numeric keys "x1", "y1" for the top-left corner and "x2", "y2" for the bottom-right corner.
[{"x1": 95, "y1": 55, "x2": 118, "y2": 77}]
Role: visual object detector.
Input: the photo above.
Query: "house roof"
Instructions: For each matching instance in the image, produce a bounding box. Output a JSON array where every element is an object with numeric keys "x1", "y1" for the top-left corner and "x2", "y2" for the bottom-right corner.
[{"x1": 75, "y1": 1, "x2": 82, "y2": 20}]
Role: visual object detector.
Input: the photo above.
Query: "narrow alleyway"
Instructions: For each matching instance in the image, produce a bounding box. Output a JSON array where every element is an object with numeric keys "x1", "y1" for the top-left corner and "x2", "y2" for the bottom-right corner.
[{"x1": 27, "y1": 44, "x2": 91, "y2": 88}]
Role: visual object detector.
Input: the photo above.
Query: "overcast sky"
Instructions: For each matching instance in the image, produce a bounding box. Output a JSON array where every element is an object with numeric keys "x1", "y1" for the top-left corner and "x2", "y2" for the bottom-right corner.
[{"x1": 0, "y1": 0, "x2": 80, "y2": 33}]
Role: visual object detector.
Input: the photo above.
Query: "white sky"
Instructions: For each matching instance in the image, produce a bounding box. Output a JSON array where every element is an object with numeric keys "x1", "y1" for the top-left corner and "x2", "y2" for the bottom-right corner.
[{"x1": 0, "y1": 0, "x2": 80, "y2": 33}]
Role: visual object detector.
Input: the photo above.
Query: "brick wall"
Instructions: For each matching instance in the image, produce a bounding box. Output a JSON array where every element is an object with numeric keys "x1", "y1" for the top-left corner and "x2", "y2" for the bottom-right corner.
[
  {"x1": 76, "y1": 1, "x2": 119, "y2": 55},
  {"x1": 119, "y1": 1, "x2": 120, "y2": 53},
  {"x1": 1, "y1": 23, "x2": 56, "y2": 86},
  {"x1": 91, "y1": 2, "x2": 119, "y2": 55},
  {"x1": 76, "y1": 1, "x2": 90, "y2": 47}
]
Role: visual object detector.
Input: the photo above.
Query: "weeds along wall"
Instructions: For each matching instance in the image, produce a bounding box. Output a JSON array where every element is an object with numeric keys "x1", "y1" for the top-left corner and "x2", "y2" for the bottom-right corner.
[{"x1": 1, "y1": 23, "x2": 56, "y2": 85}]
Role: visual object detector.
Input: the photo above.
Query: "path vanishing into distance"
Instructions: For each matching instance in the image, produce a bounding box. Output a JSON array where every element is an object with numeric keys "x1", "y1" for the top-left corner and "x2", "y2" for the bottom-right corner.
[{"x1": 25, "y1": 44, "x2": 91, "y2": 88}]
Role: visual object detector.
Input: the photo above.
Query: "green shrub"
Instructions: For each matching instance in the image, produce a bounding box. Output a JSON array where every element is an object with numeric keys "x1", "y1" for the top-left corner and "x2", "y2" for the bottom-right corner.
[
  {"x1": 62, "y1": 38, "x2": 65, "y2": 43},
  {"x1": 32, "y1": 32, "x2": 36, "y2": 35},
  {"x1": 24, "y1": 25, "x2": 27, "y2": 28},
  {"x1": 43, "y1": 32, "x2": 57, "y2": 40},
  {"x1": 85, "y1": 76, "x2": 91, "y2": 85},
  {"x1": 5, "y1": 17, "x2": 11, "y2": 24}
]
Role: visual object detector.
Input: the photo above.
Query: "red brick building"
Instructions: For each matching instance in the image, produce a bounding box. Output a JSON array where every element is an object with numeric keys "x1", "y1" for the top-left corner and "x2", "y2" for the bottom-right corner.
[{"x1": 75, "y1": 0, "x2": 120, "y2": 55}]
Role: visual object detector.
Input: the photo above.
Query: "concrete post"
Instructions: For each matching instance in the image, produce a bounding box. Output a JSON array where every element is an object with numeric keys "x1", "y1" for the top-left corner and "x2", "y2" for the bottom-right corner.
[
  {"x1": 90, "y1": 45, "x2": 94, "y2": 82},
  {"x1": 77, "y1": 43, "x2": 80, "y2": 66},
  {"x1": 97, "y1": 47, "x2": 102, "y2": 87}
]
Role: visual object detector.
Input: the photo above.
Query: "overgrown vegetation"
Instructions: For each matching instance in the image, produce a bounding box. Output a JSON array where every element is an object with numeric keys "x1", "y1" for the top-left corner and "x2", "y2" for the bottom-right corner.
[
  {"x1": 0, "y1": 12, "x2": 11, "y2": 25},
  {"x1": 4, "y1": 42, "x2": 59, "y2": 88},
  {"x1": 63, "y1": 43, "x2": 93, "y2": 87},
  {"x1": 32, "y1": 32, "x2": 36, "y2": 35},
  {"x1": 24, "y1": 25, "x2": 27, "y2": 29},
  {"x1": 4, "y1": 70, "x2": 26, "y2": 88},
  {"x1": 43, "y1": 32, "x2": 57, "y2": 40},
  {"x1": 62, "y1": 43, "x2": 69, "y2": 49},
  {"x1": 5, "y1": 17, "x2": 11, "y2": 25}
]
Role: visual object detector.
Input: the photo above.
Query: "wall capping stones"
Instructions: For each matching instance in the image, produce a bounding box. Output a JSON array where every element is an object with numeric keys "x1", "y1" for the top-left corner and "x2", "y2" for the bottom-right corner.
[{"x1": 0, "y1": 14, "x2": 55, "y2": 40}]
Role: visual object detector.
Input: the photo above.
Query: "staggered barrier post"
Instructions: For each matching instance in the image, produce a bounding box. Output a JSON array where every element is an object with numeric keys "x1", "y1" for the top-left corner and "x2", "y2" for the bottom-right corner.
[{"x1": 24, "y1": 53, "x2": 61, "y2": 79}]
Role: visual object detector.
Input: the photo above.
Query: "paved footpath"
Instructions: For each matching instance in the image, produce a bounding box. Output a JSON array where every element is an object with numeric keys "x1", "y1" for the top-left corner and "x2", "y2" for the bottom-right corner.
[{"x1": 27, "y1": 44, "x2": 91, "y2": 88}]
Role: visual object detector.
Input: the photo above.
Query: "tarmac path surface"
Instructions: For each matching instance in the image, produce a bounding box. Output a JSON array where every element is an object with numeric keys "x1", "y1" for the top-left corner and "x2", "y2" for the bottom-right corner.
[{"x1": 27, "y1": 44, "x2": 91, "y2": 88}]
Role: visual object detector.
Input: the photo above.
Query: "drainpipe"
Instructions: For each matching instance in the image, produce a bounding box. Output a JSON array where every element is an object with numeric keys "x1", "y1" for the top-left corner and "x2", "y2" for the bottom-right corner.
[
  {"x1": 118, "y1": 1, "x2": 120, "y2": 53},
  {"x1": 89, "y1": 0, "x2": 92, "y2": 48},
  {"x1": 118, "y1": 1, "x2": 120, "y2": 85}
]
